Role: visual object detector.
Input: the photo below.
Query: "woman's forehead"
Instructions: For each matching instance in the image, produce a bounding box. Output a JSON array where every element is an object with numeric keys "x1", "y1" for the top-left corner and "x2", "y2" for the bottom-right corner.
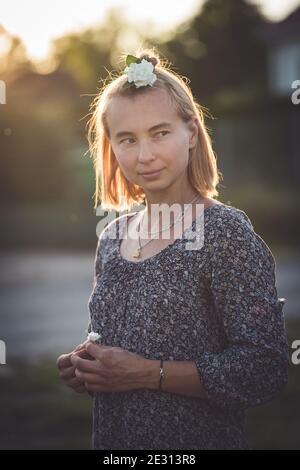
[{"x1": 107, "y1": 89, "x2": 178, "y2": 132}]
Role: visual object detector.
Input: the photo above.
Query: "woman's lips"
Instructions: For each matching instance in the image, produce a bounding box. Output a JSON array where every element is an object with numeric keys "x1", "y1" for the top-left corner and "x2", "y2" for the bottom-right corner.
[{"x1": 139, "y1": 168, "x2": 164, "y2": 179}]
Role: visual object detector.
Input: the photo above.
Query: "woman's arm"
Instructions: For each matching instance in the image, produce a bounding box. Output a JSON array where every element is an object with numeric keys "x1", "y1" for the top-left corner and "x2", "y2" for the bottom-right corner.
[
  {"x1": 192, "y1": 210, "x2": 289, "y2": 410},
  {"x1": 142, "y1": 210, "x2": 289, "y2": 409},
  {"x1": 140, "y1": 359, "x2": 209, "y2": 399}
]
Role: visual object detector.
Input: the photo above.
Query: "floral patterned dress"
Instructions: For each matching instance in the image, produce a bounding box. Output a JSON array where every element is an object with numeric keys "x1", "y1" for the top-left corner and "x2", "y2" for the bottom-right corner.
[{"x1": 87, "y1": 202, "x2": 289, "y2": 450}]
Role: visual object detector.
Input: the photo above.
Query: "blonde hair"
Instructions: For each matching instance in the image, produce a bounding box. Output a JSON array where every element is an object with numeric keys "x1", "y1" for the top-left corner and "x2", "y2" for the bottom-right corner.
[{"x1": 87, "y1": 47, "x2": 223, "y2": 212}]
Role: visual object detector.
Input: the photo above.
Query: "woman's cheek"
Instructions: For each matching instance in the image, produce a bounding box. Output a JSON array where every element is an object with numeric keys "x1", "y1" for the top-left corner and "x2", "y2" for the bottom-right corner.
[{"x1": 117, "y1": 154, "x2": 137, "y2": 181}]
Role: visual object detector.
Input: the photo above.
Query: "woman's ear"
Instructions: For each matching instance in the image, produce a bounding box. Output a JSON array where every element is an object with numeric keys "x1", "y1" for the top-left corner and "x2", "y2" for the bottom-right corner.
[{"x1": 188, "y1": 117, "x2": 198, "y2": 149}]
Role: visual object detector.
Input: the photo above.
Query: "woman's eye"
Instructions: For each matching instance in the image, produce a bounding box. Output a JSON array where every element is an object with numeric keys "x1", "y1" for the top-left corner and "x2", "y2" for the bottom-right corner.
[
  {"x1": 120, "y1": 131, "x2": 169, "y2": 144},
  {"x1": 157, "y1": 131, "x2": 169, "y2": 137}
]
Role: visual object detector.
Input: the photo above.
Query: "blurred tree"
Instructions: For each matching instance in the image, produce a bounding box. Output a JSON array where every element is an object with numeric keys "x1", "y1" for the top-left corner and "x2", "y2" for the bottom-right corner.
[
  {"x1": 0, "y1": 25, "x2": 33, "y2": 80},
  {"x1": 0, "y1": 2, "x2": 298, "y2": 249},
  {"x1": 50, "y1": 9, "x2": 133, "y2": 92},
  {"x1": 162, "y1": 0, "x2": 268, "y2": 104}
]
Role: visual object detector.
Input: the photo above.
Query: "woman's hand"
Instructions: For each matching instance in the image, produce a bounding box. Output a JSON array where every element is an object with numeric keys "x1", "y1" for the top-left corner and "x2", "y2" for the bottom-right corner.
[
  {"x1": 70, "y1": 342, "x2": 148, "y2": 393},
  {"x1": 56, "y1": 342, "x2": 95, "y2": 393}
]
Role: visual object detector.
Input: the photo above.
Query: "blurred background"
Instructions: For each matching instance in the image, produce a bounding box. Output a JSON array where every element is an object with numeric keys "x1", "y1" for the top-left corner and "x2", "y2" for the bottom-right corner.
[{"x1": 0, "y1": 0, "x2": 299, "y2": 449}]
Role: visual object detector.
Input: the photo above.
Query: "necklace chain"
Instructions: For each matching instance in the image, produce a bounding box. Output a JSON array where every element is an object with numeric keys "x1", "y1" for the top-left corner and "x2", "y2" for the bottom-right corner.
[{"x1": 132, "y1": 194, "x2": 201, "y2": 259}]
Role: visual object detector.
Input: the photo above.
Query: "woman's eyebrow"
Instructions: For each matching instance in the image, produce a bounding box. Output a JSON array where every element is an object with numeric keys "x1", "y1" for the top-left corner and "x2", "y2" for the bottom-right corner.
[{"x1": 115, "y1": 122, "x2": 172, "y2": 139}]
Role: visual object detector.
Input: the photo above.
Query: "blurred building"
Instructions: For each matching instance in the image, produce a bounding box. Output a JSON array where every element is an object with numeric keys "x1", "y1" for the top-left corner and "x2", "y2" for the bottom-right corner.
[
  {"x1": 260, "y1": 7, "x2": 300, "y2": 188},
  {"x1": 262, "y1": 6, "x2": 300, "y2": 97}
]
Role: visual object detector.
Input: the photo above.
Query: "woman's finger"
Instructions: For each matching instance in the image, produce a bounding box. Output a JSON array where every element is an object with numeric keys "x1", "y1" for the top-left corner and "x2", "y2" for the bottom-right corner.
[
  {"x1": 73, "y1": 343, "x2": 84, "y2": 352},
  {"x1": 73, "y1": 348, "x2": 95, "y2": 361},
  {"x1": 59, "y1": 365, "x2": 76, "y2": 380},
  {"x1": 75, "y1": 368, "x2": 105, "y2": 384},
  {"x1": 57, "y1": 353, "x2": 72, "y2": 370},
  {"x1": 66, "y1": 376, "x2": 85, "y2": 388},
  {"x1": 57, "y1": 341, "x2": 92, "y2": 370},
  {"x1": 85, "y1": 382, "x2": 112, "y2": 393},
  {"x1": 71, "y1": 355, "x2": 100, "y2": 373}
]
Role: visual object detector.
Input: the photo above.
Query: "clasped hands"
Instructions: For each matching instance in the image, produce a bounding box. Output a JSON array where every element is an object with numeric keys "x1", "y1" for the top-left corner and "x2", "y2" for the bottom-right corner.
[{"x1": 56, "y1": 341, "x2": 148, "y2": 394}]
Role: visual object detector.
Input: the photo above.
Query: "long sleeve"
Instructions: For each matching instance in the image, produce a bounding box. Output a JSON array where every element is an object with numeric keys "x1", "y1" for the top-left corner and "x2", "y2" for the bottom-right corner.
[
  {"x1": 86, "y1": 215, "x2": 124, "y2": 337},
  {"x1": 194, "y1": 209, "x2": 289, "y2": 410},
  {"x1": 85, "y1": 233, "x2": 107, "y2": 401},
  {"x1": 86, "y1": 234, "x2": 104, "y2": 336}
]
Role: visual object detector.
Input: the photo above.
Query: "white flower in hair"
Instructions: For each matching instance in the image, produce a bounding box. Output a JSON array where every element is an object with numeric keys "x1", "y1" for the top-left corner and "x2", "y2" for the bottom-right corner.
[
  {"x1": 123, "y1": 55, "x2": 157, "y2": 89},
  {"x1": 87, "y1": 331, "x2": 101, "y2": 342}
]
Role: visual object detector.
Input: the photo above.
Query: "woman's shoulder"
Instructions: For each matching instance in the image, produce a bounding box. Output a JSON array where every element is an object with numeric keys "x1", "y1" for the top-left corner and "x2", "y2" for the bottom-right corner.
[
  {"x1": 206, "y1": 202, "x2": 254, "y2": 234},
  {"x1": 208, "y1": 202, "x2": 276, "y2": 267}
]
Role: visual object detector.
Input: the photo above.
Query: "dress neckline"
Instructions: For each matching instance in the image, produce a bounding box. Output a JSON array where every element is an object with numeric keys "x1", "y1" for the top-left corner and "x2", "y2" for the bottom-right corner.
[{"x1": 117, "y1": 202, "x2": 224, "y2": 266}]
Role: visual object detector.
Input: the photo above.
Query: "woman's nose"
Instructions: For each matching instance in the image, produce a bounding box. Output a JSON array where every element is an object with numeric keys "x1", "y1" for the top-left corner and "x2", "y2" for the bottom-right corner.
[{"x1": 137, "y1": 141, "x2": 155, "y2": 162}]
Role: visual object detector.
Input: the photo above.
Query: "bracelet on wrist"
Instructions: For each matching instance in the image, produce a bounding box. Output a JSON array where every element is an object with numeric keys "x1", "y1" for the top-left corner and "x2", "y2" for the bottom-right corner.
[{"x1": 158, "y1": 359, "x2": 165, "y2": 391}]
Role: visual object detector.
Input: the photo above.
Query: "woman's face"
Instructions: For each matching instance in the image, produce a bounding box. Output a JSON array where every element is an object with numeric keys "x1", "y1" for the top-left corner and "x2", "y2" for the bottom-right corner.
[{"x1": 106, "y1": 88, "x2": 198, "y2": 193}]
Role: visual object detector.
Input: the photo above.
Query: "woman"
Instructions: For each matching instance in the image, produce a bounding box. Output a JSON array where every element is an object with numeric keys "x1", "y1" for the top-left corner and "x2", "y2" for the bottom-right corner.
[{"x1": 57, "y1": 49, "x2": 289, "y2": 450}]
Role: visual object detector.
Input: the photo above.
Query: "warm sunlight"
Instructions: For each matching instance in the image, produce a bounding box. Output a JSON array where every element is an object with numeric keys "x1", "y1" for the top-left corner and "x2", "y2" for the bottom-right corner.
[
  {"x1": 1, "y1": 0, "x2": 299, "y2": 60},
  {"x1": 0, "y1": 0, "x2": 200, "y2": 60}
]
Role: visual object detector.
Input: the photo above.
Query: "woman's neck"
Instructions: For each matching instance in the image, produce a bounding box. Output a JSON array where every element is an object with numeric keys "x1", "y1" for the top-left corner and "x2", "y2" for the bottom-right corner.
[{"x1": 142, "y1": 190, "x2": 203, "y2": 228}]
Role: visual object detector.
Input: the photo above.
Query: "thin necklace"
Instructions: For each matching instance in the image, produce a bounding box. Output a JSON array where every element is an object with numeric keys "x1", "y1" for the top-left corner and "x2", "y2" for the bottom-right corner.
[
  {"x1": 132, "y1": 194, "x2": 201, "y2": 259},
  {"x1": 140, "y1": 193, "x2": 200, "y2": 236}
]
